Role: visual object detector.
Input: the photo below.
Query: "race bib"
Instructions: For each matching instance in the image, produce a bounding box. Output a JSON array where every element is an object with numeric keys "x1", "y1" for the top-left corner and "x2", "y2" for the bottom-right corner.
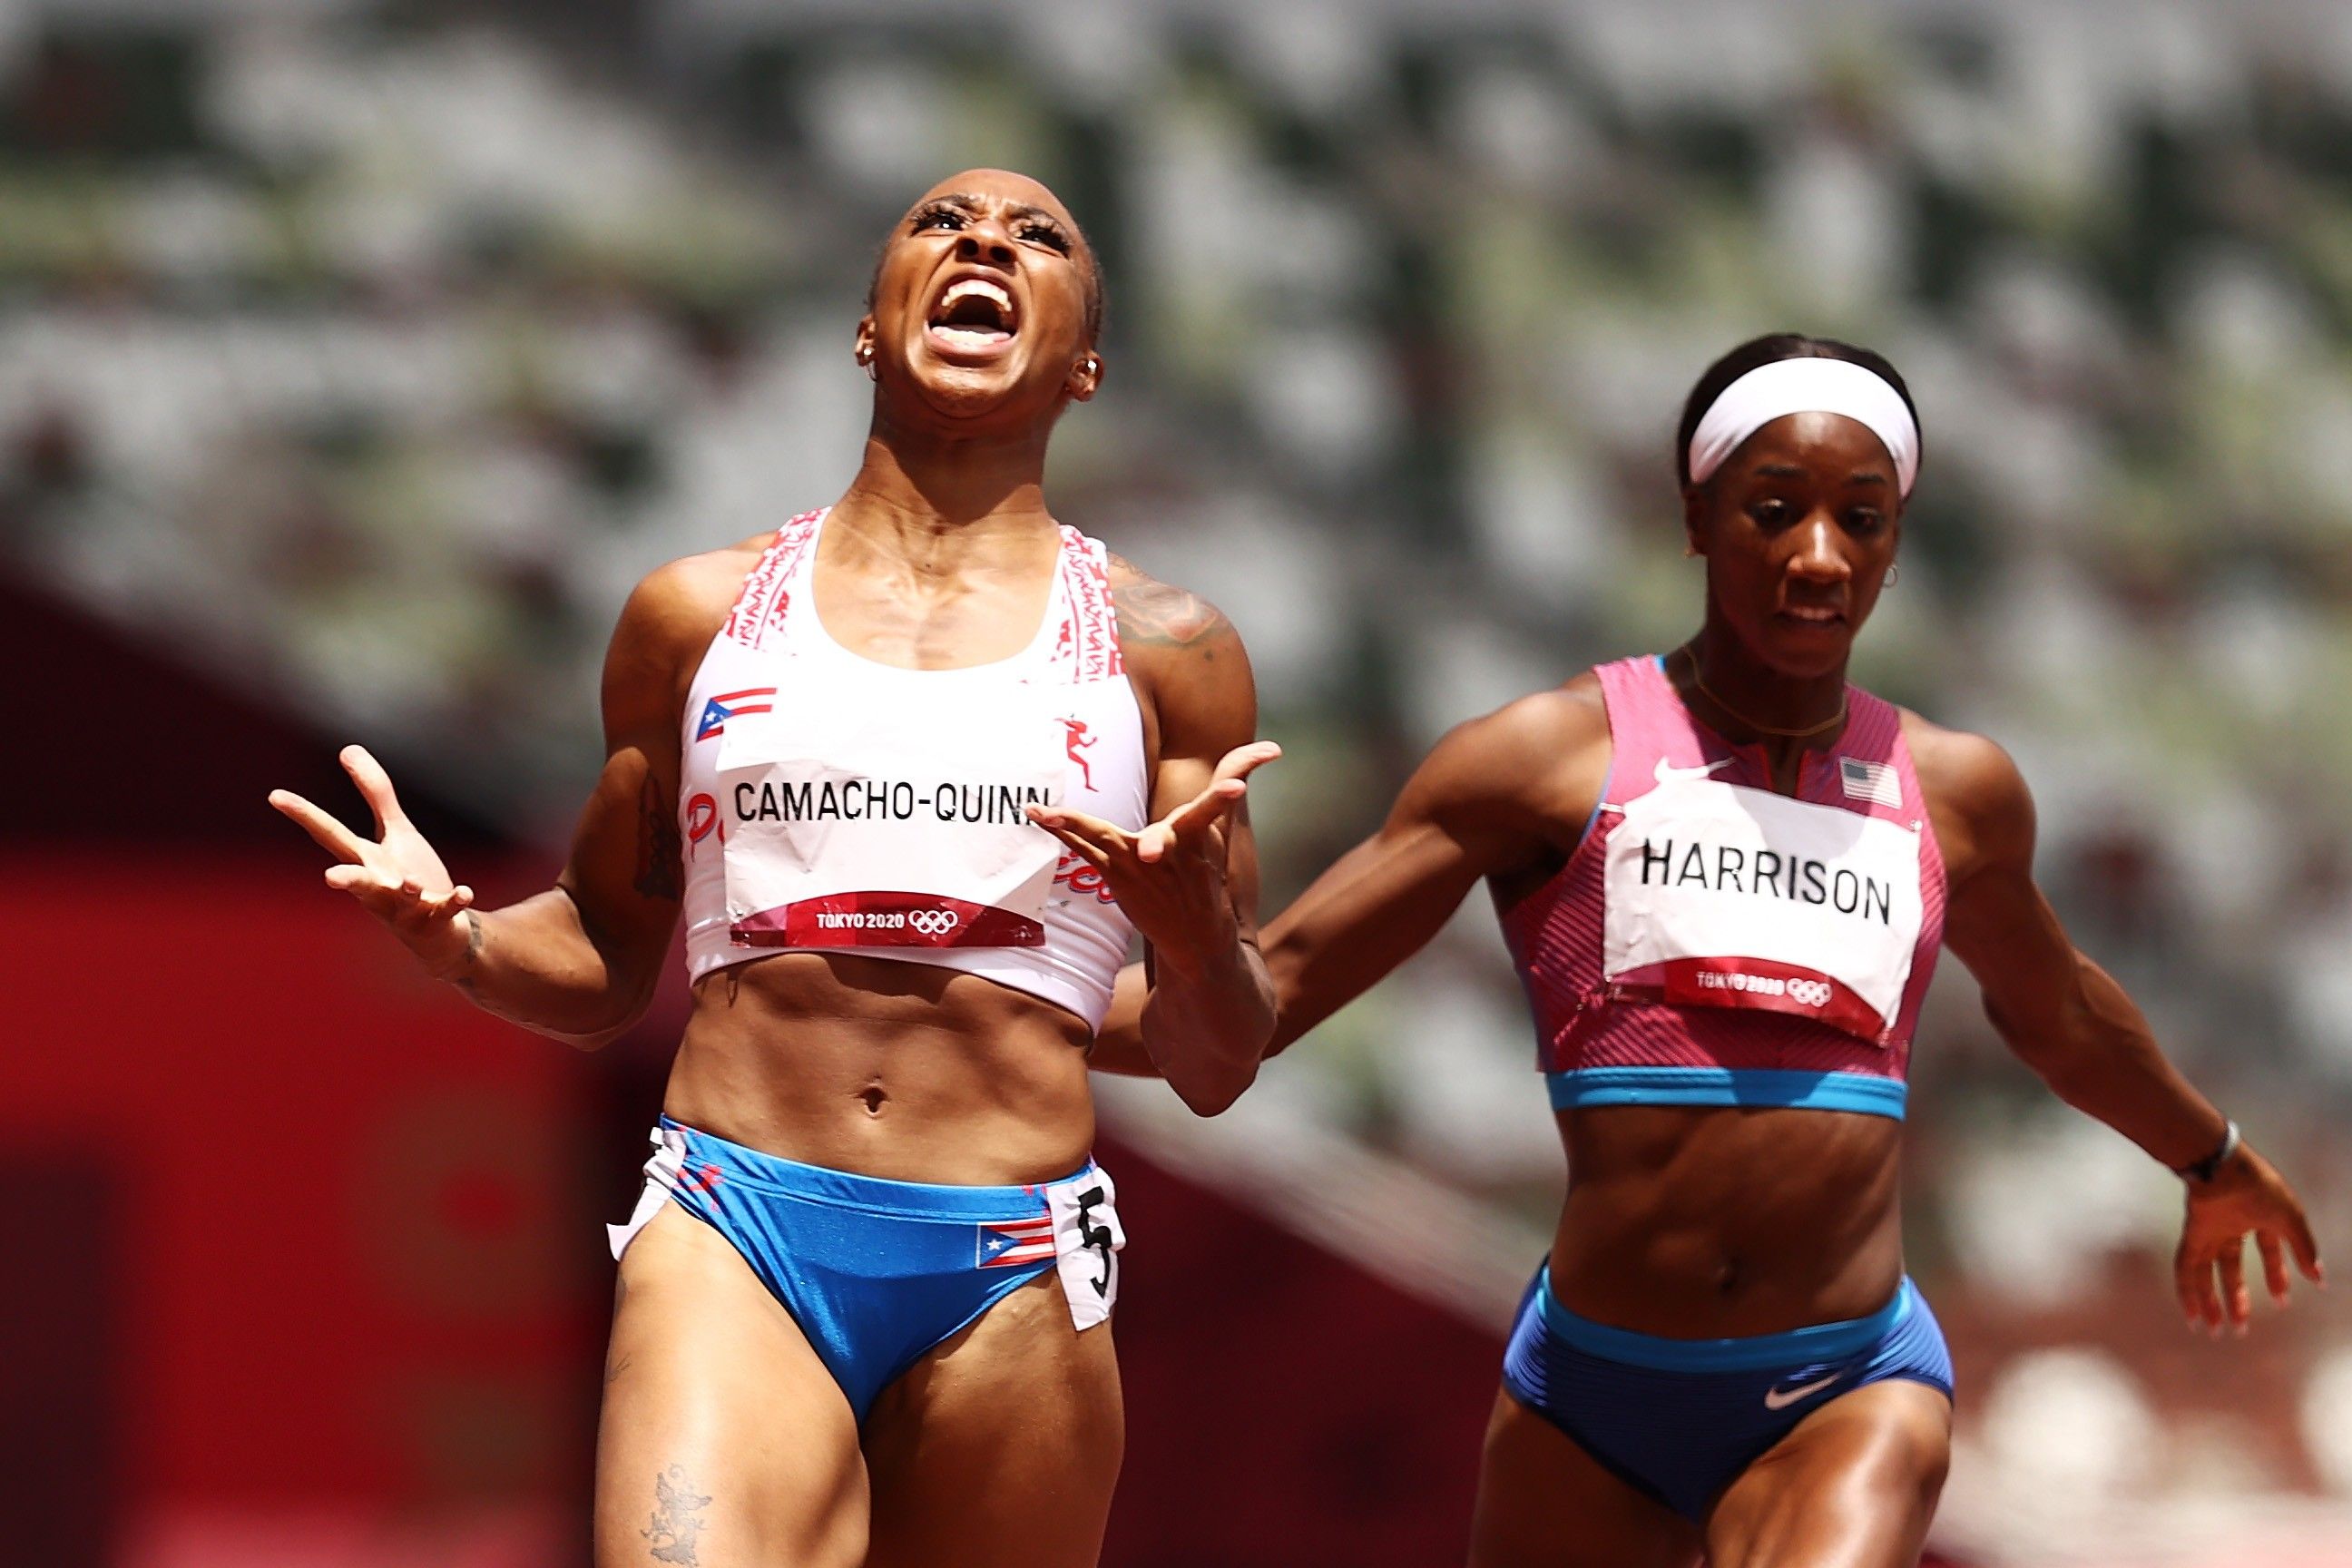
[
  {"x1": 716, "y1": 673, "x2": 1063, "y2": 948},
  {"x1": 1603, "y1": 760, "x2": 1924, "y2": 1041},
  {"x1": 1044, "y1": 1166, "x2": 1123, "y2": 1330}
]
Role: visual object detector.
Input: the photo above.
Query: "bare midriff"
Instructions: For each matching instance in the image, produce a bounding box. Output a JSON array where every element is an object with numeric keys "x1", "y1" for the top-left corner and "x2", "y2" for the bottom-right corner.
[
  {"x1": 667, "y1": 952, "x2": 1095, "y2": 1187},
  {"x1": 1548, "y1": 1103, "x2": 1907, "y2": 1338}
]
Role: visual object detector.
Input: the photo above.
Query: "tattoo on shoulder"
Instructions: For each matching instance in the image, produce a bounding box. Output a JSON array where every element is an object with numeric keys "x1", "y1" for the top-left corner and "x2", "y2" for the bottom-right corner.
[
  {"x1": 634, "y1": 772, "x2": 682, "y2": 902},
  {"x1": 642, "y1": 1464, "x2": 712, "y2": 1565},
  {"x1": 1112, "y1": 572, "x2": 1236, "y2": 655}
]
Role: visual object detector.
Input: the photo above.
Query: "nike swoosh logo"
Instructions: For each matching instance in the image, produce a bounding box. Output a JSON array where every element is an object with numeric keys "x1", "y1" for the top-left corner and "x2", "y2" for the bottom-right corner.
[
  {"x1": 1763, "y1": 1372, "x2": 1843, "y2": 1410},
  {"x1": 1653, "y1": 757, "x2": 1733, "y2": 786}
]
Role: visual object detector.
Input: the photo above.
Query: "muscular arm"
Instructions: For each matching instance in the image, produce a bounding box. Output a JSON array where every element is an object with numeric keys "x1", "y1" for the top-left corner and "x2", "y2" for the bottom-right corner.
[
  {"x1": 1093, "y1": 683, "x2": 1602, "y2": 1073},
  {"x1": 1102, "y1": 568, "x2": 1275, "y2": 1113},
  {"x1": 1926, "y1": 720, "x2": 2321, "y2": 1328},
  {"x1": 446, "y1": 557, "x2": 732, "y2": 1047},
  {"x1": 1926, "y1": 727, "x2": 2228, "y2": 1166}
]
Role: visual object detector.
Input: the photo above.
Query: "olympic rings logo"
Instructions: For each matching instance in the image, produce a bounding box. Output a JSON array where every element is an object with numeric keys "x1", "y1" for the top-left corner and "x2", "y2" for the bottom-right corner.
[
  {"x1": 907, "y1": 909, "x2": 962, "y2": 936},
  {"x1": 1787, "y1": 979, "x2": 1833, "y2": 1008}
]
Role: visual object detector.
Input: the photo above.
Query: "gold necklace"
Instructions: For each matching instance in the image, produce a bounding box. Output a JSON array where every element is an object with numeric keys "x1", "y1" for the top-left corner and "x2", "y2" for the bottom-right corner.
[{"x1": 1679, "y1": 647, "x2": 1847, "y2": 740}]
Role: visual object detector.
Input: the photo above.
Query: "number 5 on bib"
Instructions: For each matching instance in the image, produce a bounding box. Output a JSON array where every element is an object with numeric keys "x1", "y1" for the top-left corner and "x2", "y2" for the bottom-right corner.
[{"x1": 1044, "y1": 1169, "x2": 1125, "y2": 1329}]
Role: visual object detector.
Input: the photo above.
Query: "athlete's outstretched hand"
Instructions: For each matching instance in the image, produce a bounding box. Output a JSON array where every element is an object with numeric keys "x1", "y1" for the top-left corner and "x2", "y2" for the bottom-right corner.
[
  {"x1": 268, "y1": 745, "x2": 476, "y2": 977},
  {"x1": 1028, "y1": 740, "x2": 1280, "y2": 971},
  {"x1": 2177, "y1": 1141, "x2": 2324, "y2": 1336}
]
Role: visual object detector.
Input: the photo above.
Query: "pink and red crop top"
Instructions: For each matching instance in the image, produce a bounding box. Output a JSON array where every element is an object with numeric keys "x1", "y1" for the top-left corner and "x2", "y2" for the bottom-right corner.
[{"x1": 1500, "y1": 655, "x2": 1947, "y2": 1120}]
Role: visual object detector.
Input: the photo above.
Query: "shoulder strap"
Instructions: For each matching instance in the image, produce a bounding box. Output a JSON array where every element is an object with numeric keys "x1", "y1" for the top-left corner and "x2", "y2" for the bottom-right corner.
[
  {"x1": 1045, "y1": 524, "x2": 1125, "y2": 684},
  {"x1": 719, "y1": 509, "x2": 827, "y2": 651},
  {"x1": 1595, "y1": 655, "x2": 1710, "y2": 799}
]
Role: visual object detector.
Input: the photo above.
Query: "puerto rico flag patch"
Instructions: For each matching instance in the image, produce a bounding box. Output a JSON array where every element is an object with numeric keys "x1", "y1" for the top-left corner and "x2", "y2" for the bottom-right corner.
[
  {"x1": 696, "y1": 687, "x2": 776, "y2": 742},
  {"x1": 976, "y1": 1212, "x2": 1057, "y2": 1269}
]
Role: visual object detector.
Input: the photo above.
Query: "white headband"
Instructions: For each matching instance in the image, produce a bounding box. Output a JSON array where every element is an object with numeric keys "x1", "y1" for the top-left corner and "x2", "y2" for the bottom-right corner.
[{"x1": 1686, "y1": 357, "x2": 1920, "y2": 497}]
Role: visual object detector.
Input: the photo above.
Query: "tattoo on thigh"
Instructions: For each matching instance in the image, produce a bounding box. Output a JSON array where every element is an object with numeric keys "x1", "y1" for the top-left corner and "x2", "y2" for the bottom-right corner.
[
  {"x1": 603, "y1": 1352, "x2": 632, "y2": 1387},
  {"x1": 642, "y1": 1465, "x2": 711, "y2": 1566}
]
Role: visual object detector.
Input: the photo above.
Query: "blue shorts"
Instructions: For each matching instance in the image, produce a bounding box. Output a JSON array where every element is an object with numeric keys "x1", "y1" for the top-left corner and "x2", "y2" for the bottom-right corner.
[
  {"x1": 1501, "y1": 1265, "x2": 1953, "y2": 1523},
  {"x1": 609, "y1": 1119, "x2": 1122, "y2": 1423}
]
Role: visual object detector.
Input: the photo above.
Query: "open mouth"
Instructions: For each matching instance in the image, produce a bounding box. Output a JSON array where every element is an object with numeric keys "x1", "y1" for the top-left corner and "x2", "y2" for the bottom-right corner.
[
  {"x1": 1777, "y1": 604, "x2": 1847, "y2": 627},
  {"x1": 926, "y1": 276, "x2": 1018, "y2": 354}
]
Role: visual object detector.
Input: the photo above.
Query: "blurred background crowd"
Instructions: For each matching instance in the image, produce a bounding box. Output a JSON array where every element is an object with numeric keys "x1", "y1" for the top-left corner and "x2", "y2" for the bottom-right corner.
[{"x1": 7, "y1": 1, "x2": 2352, "y2": 1564}]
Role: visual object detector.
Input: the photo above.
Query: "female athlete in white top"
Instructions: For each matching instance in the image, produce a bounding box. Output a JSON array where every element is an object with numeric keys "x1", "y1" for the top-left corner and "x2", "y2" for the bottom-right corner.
[{"x1": 270, "y1": 168, "x2": 1279, "y2": 1568}]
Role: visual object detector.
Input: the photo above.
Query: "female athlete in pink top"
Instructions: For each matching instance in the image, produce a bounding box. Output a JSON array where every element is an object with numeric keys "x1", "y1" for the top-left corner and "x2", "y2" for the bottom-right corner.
[{"x1": 1102, "y1": 331, "x2": 2319, "y2": 1567}]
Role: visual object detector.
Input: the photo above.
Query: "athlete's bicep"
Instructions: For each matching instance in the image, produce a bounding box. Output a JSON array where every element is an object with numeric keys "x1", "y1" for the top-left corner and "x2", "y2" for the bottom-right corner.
[
  {"x1": 1928, "y1": 732, "x2": 2081, "y2": 1035},
  {"x1": 1264, "y1": 702, "x2": 1574, "y2": 1048},
  {"x1": 556, "y1": 565, "x2": 707, "y2": 982},
  {"x1": 1122, "y1": 573, "x2": 1268, "y2": 938}
]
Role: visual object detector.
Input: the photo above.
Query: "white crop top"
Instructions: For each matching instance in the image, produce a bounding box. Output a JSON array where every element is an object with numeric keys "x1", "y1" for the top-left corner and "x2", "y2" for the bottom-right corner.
[{"x1": 677, "y1": 508, "x2": 1149, "y2": 1032}]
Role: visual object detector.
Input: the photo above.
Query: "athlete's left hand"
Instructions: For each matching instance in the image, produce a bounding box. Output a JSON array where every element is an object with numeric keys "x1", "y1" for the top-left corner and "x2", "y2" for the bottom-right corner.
[
  {"x1": 2177, "y1": 1140, "x2": 2324, "y2": 1336},
  {"x1": 1028, "y1": 740, "x2": 1280, "y2": 971}
]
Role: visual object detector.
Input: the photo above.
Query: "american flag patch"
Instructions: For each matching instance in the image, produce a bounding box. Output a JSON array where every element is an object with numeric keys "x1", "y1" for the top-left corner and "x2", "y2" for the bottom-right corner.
[
  {"x1": 976, "y1": 1213, "x2": 1056, "y2": 1269},
  {"x1": 1839, "y1": 756, "x2": 1901, "y2": 808}
]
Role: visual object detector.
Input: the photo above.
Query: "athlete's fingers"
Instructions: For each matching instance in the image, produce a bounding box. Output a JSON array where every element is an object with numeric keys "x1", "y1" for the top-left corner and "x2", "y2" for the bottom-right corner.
[
  {"x1": 268, "y1": 789, "x2": 370, "y2": 863},
  {"x1": 2219, "y1": 1244, "x2": 2249, "y2": 1334},
  {"x1": 2194, "y1": 1264, "x2": 2224, "y2": 1336},
  {"x1": 1028, "y1": 803, "x2": 1132, "y2": 851},
  {"x1": 1207, "y1": 740, "x2": 1282, "y2": 786},
  {"x1": 2177, "y1": 1245, "x2": 2219, "y2": 1333},
  {"x1": 2287, "y1": 1206, "x2": 2326, "y2": 1285},
  {"x1": 340, "y1": 744, "x2": 410, "y2": 836},
  {"x1": 1152, "y1": 779, "x2": 1250, "y2": 857},
  {"x1": 324, "y1": 862, "x2": 395, "y2": 896},
  {"x1": 2259, "y1": 1231, "x2": 2291, "y2": 1305},
  {"x1": 324, "y1": 862, "x2": 432, "y2": 907},
  {"x1": 410, "y1": 883, "x2": 473, "y2": 921},
  {"x1": 1033, "y1": 818, "x2": 1114, "y2": 873}
]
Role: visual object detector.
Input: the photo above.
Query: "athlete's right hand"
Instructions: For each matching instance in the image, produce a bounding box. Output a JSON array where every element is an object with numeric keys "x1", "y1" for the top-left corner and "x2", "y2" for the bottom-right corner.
[{"x1": 268, "y1": 745, "x2": 477, "y2": 978}]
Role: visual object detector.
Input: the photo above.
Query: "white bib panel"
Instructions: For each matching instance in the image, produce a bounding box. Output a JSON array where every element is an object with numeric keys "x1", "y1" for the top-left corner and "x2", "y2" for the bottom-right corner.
[
  {"x1": 1602, "y1": 760, "x2": 1926, "y2": 1041},
  {"x1": 715, "y1": 671, "x2": 1064, "y2": 949}
]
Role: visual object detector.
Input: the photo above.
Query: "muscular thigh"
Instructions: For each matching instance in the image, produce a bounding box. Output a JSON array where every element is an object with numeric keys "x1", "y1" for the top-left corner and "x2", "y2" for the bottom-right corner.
[
  {"x1": 1469, "y1": 1390, "x2": 1702, "y2": 1568},
  {"x1": 860, "y1": 1271, "x2": 1123, "y2": 1568},
  {"x1": 1705, "y1": 1380, "x2": 1952, "y2": 1568},
  {"x1": 596, "y1": 1205, "x2": 868, "y2": 1568}
]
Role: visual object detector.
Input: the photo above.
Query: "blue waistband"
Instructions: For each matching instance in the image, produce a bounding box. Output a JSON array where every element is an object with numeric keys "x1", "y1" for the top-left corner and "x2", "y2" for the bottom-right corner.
[
  {"x1": 1536, "y1": 1266, "x2": 1917, "y2": 1372},
  {"x1": 660, "y1": 1116, "x2": 1080, "y2": 1220},
  {"x1": 1547, "y1": 1066, "x2": 1907, "y2": 1120}
]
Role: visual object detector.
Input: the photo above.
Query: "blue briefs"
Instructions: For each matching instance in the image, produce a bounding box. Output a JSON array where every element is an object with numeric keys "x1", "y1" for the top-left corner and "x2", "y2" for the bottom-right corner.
[
  {"x1": 609, "y1": 1118, "x2": 1123, "y2": 1422},
  {"x1": 1501, "y1": 1265, "x2": 1953, "y2": 1523}
]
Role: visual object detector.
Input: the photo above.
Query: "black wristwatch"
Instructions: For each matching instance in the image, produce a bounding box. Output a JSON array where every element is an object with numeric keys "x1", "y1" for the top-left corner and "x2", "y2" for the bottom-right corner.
[{"x1": 2176, "y1": 1119, "x2": 2241, "y2": 1184}]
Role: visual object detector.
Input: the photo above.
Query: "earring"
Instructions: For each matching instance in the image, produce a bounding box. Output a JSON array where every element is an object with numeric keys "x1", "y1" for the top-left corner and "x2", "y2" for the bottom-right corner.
[{"x1": 1885, "y1": 562, "x2": 1899, "y2": 588}]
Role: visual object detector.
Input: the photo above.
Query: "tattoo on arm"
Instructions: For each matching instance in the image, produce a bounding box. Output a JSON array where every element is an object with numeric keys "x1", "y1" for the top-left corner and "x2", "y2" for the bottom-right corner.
[
  {"x1": 1109, "y1": 565, "x2": 1236, "y2": 654},
  {"x1": 451, "y1": 909, "x2": 487, "y2": 998},
  {"x1": 642, "y1": 1465, "x2": 712, "y2": 1566},
  {"x1": 633, "y1": 771, "x2": 682, "y2": 901}
]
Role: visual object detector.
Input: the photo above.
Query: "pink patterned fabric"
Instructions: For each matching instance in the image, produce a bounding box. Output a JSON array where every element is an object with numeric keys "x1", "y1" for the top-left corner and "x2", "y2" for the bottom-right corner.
[
  {"x1": 1045, "y1": 524, "x2": 1125, "y2": 683},
  {"x1": 1500, "y1": 655, "x2": 1947, "y2": 1084},
  {"x1": 720, "y1": 508, "x2": 826, "y2": 650}
]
